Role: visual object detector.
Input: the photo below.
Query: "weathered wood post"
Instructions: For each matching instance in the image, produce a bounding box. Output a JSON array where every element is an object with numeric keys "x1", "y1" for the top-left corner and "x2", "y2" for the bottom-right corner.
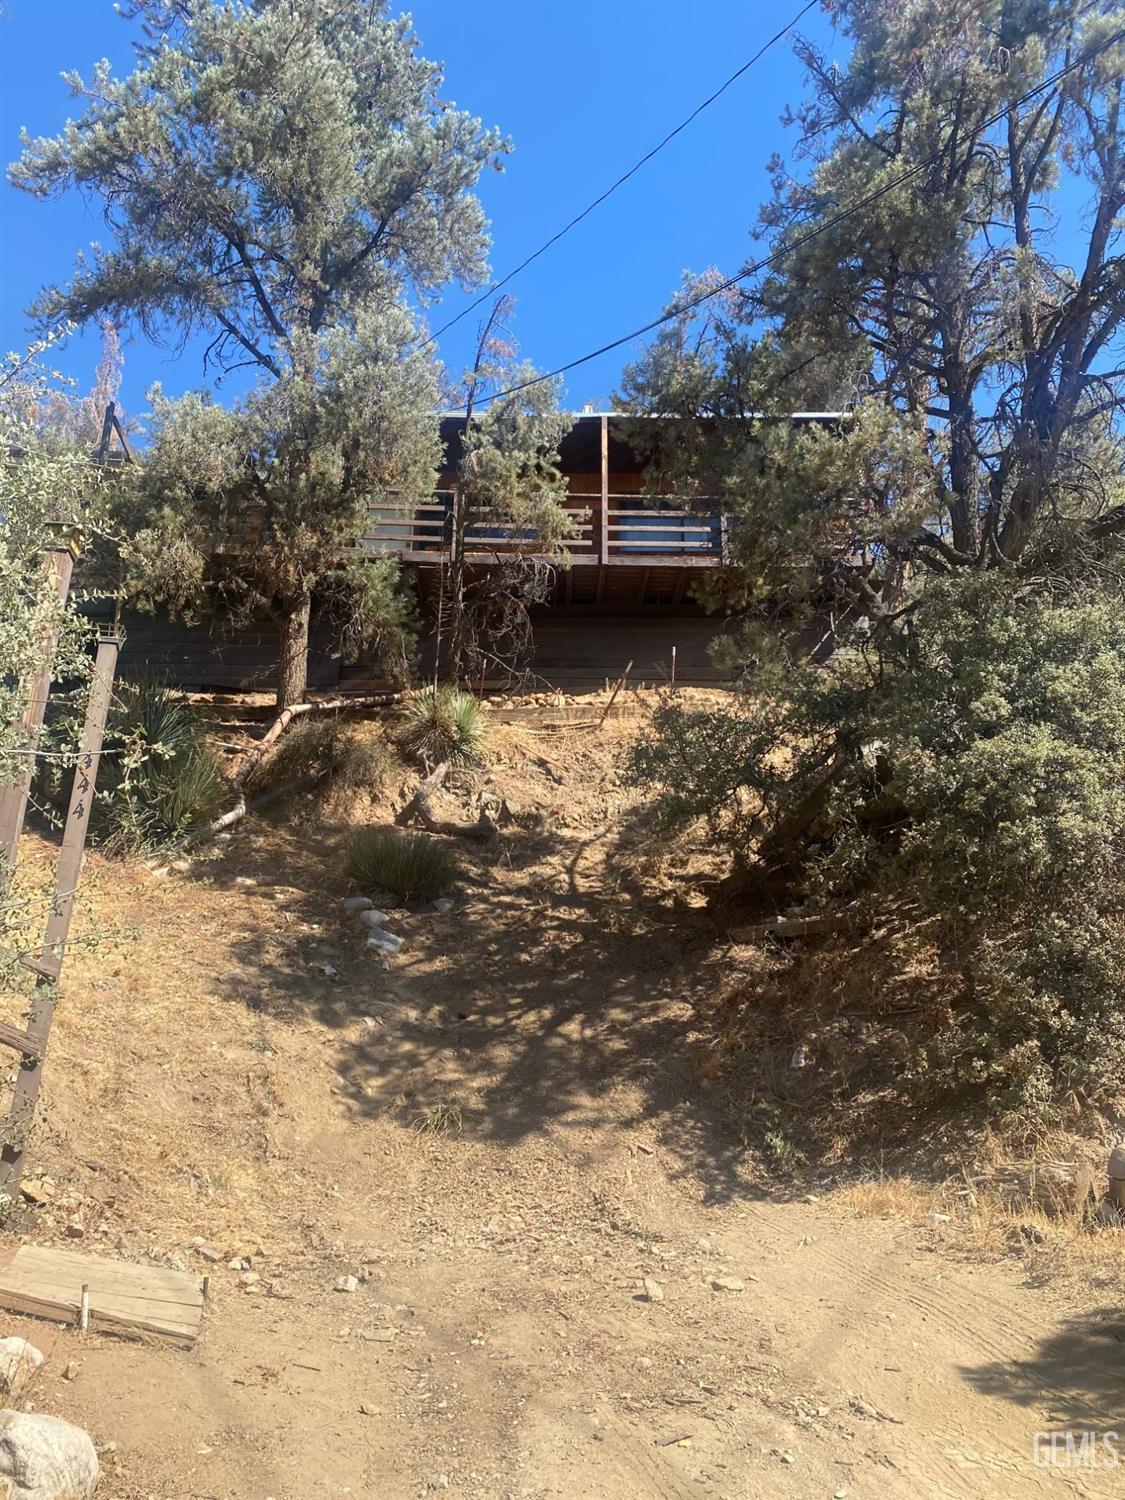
[
  {"x1": 0, "y1": 534, "x2": 80, "y2": 873},
  {"x1": 1109, "y1": 1144, "x2": 1125, "y2": 1214},
  {"x1": 0, "y1": 631, "x2": 121, "y2": 1208},
  {"x1": 599, "y1": 414, "x2": 609, "y2": 566}
]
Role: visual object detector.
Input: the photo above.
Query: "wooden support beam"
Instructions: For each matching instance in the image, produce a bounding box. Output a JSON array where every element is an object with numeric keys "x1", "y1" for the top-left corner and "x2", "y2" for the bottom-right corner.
[
  {"x1": 0, "y1": 547, "x2": 77, "y2": 872},
  {"x1": 599, "y1": 415, "x2": 609, "y2": 566},
  {"x1": 0, "y1": 633, "x2": 120, "y2": 1207},
  {"x1": 0, "y1": 1022, "x2": 38, "y2": 1061}
]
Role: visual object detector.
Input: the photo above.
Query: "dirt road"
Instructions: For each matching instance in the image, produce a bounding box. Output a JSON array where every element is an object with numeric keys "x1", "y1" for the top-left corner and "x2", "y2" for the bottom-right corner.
[{"x1": 12, "y1": 723, "x2": 1123, "y2": 1498}]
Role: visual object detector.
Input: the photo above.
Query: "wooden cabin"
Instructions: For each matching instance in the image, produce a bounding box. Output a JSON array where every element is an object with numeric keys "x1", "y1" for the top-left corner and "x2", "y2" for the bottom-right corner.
[{"x1": 112, "y1": 411, "x2": 843, "y2": 692}]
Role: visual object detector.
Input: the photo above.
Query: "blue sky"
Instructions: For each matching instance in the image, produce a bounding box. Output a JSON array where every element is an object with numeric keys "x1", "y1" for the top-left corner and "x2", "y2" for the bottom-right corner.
[{"x1": 0, "y1": 0, "x2": 842, "y2": 421}]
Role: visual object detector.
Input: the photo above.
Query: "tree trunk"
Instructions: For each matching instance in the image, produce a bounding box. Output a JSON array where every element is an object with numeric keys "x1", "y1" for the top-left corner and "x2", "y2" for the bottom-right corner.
[{"x1": 274, "y1": 592, "x2": 312, "y2": 710}]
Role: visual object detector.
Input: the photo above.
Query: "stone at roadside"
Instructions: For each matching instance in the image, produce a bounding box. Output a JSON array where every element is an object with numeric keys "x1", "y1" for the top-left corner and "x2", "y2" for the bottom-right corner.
[
  {"x1": 335, "y1": 1274, "x2": 360, "y2": 1294},
  {"x1": 19, "y1": 1181, "x2": 54, "y2": 1208},
  {"x1": 363, "y1": 1327, "x2": 396, "y2": 1342},
  {"x1": 432, "y1": 897, "x2": 455, "y2": 914},
  {"x1": 196, "y1": 1245, "x2": 221, "y2": 1263},
  {"x1": 640, "y1": 1279, "x2": 664, "y2": 1303},
  {"x1": 357, "y1": 909, "x2": 389, "y2": 930},
  {"x1": 64, "y1": 1220, "x2": 84, "y2": 1240},
  {"x1": 0, "y1": 1340, "x2": 43, "y2": 1398},
  {"x1": 234, "y1": 876, "x2": 256, "y2": 888},
  {"x1": 711, "y1": 1276, "x2": 746, "y2": 1292},
  {"x1": 61, "y1": 1361, "x2": 79, "y2": 1383},
  {"x1": 428, "y1": 1476, "x2": 449, "y2": 1492},
  {"x1": 170, "y1": 859, "x2": 191, "y2": 874},
  {"x1": 343, "y1": 895, "x2": 374, "y2": 913},
  {"x1": 0, "y1": 1409, "x2": 99, "y2": 1499},
  {"x1": 366, "y1": 930, "x2": 403, "y2": 957}
]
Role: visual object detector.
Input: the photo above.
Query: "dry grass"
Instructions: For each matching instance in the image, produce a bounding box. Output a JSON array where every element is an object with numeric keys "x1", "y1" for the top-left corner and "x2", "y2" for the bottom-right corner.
[{"x1": 835, "y1": 1163, "x2": 1125, "y2": 1293}]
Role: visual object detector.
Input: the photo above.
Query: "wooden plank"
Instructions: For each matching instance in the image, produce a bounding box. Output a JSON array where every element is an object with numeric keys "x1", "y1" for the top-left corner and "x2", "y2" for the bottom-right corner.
[
  {"x1": 6, "y1": 1246, "x2": 203, "y2": 1301},
  {"x1": 0, "y1": 1246, "x2": 205, "y2": 1347},
  {"x1": 0, "y1": 1020, "x2": 37, "y2": 1059}
]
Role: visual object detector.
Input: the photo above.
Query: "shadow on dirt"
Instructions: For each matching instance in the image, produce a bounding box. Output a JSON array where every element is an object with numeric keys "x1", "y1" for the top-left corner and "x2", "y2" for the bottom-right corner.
[
  {"x1": 960, "y1": 1307, "x2": 1125, "y2": 1423},
  {"x1": 186, "y1": 788, "x2": 820, "y2": 1207}
]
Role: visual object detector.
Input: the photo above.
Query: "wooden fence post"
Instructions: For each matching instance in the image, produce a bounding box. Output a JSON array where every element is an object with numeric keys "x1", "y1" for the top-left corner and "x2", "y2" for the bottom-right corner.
[
  {"x1": 0, "y1": 632, "x2": 121, "y2": 1208},
  {"x1": 0, "y1": 541, "x2": 78, "y2": 873}
]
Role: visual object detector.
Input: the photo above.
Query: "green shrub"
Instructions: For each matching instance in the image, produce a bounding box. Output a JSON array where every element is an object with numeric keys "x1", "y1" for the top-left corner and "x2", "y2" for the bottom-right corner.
[
  {"x1": 249, "y1": 717, "x2": 395, "y2": 795},
  {"x1": 345, "y1": 825, "x2": 457, "y2": 903},
  {"x1": 399, "y1": 686, "x2": 488, "y2": 766},
  {"x1": 96, "y1": 679, "x2": 227, "y2": 852},
  {"x1": 630, "y1": 577, "x2": 1125, "y2": 1123}
]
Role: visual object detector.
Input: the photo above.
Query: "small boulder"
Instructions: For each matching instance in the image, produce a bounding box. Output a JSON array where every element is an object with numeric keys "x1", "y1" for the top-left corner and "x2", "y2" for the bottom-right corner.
[
  {"x1": 432, "y1": 898, "x2": 455, "y2": 915},
  {"x1": 0, "y1": 1409, "x2": 99, "y2": 1499},
  {"x1": 335, "y1": 1274, "x2": 360, "y2": 1294},
  {"x1": 342, "y1": 895, "x2": 374, "y2": 913},
  {"x1": 0, "y1": 1342, "x2": 43, "y2": 1399},
  {"x1": 366, "y1": 930, "x2": 403, "y2": 956},
  {"x1": 710, "y1": 1276, "x2": 746, "y2": 1293},
  {"x1": 357, "y1": 909, "x2": 389, "y2": 930},
  {"x1": 640, "y1": 1279, "x2": 664, "y2": 1303}
]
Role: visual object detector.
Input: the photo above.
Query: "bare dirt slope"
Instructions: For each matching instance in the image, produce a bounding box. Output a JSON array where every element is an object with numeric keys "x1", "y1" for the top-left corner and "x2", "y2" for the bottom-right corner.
[{"x1": 5, "y1": 714, "x2": 1122, "y2": 1499}]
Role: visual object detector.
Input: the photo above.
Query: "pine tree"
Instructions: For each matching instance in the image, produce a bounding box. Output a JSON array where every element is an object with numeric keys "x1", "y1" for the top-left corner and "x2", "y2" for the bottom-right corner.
[
  {"x1": 11, "y1": 0, "x2": 508, "y2": 705},
  {"x1": 622, "y1": 0, "x2": 1125, "y2": 1118}
]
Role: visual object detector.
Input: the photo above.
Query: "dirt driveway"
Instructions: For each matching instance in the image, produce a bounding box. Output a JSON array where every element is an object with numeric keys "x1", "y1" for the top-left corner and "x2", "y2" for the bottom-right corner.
[{"x1": 6, "y1": 721, "x2": 1122, "y2": 1498}]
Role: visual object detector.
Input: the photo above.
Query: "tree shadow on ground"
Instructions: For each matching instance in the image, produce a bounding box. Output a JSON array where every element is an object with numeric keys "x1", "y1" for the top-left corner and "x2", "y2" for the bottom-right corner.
[
  {"x1": 189, "y1": 796, "x2": 823, "y2": 1207},
  {"x1": 960, "y1": 1307, "x2": 1125, "y2": 1424}
]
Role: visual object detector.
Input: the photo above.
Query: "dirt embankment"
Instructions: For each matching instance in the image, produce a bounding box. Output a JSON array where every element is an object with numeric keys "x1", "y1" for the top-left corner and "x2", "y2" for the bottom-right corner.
[{"x1": 1, "y1": 696, "x2": 1121, "y2": 1498}]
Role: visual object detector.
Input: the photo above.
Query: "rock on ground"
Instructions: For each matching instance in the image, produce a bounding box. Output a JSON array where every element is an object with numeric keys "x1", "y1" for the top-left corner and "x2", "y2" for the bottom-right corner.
[
  {"x1": 0, "y1": 1342, "x2": 43, "y2": 1399},
  {"x1": 0, "y1": 1410, "x2": 99, "y2": 1499}
]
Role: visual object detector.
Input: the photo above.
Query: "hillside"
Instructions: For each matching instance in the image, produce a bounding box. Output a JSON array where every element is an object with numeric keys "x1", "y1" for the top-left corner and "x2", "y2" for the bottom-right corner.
[{"x1": 4, "y1": 695, "x2": 1123, "y2": 1498}]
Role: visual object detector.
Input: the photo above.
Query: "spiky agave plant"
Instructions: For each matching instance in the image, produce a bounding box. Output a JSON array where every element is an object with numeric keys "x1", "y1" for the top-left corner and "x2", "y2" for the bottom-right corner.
[
  {"x1": 97, "y1": 679, "x2": 227, "y2": 852},
  {"x1": 399, "y1": 686, "x2": 488, "y2": 766},
  {"x1": 345, "y1": 826, "x2": 457, "y2": 903}
]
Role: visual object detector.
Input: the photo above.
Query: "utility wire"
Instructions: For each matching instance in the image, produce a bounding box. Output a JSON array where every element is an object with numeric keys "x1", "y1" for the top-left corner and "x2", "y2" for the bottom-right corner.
[
  {"x1": 455, "y1": 24, "x2": 1124, "y2": 412},
  {"x1": 419, "y1": 0, "x2": 819, "y2": 352}
]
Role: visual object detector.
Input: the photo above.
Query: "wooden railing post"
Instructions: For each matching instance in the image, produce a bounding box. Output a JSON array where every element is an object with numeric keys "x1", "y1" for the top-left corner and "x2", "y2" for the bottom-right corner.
[{"x1": 599, "y1": 415, "x2": 609, "y2": 565}]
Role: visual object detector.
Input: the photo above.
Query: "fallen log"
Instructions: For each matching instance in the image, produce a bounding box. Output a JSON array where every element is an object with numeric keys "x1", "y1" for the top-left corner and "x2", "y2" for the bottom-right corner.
[
  {"x1": 232, "y1": 691, "x2": 404, "y2": 789},
  {"x1": 155, "y1": 776, "x2": 310, "y2": 864},
  {"x1": 396, "y1": 761, "x2": 496, "y2": 839},
  {"x1": 727, "y1": 909, "x2": 857, "y2": 943}
]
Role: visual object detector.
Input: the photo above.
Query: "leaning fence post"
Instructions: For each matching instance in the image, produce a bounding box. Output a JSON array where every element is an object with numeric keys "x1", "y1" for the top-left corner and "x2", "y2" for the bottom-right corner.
[
  {"x1": 1109, "y1": 1144, "x2": 1125, "y2": 1214},
  {"x1": 0, "y1": 632, "x2": 121, "y2": 1207}
]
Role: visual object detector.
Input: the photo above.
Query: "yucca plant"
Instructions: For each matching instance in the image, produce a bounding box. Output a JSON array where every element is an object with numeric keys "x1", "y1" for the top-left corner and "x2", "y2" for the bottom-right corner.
[
  {"x1": 399, "y1": 686, "x2": 488, "y2": 766},
  {"x1": 345, "y1": 826, "x2": 457, "y2": 903},
  {"x1": 95, "y1": 679, "x2": 227, "y2": 852}
]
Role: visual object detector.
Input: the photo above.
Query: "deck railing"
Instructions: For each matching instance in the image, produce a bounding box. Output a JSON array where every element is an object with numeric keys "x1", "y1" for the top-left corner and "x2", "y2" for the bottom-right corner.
[{"x1": 361, "y1": 490, "x2": 724, "y2": 564}]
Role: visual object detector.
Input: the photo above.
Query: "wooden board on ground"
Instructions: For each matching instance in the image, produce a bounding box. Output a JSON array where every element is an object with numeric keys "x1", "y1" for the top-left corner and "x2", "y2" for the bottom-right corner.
[{"x1": 0, "y1": 1244, "x2": 204, "y2": 1348}]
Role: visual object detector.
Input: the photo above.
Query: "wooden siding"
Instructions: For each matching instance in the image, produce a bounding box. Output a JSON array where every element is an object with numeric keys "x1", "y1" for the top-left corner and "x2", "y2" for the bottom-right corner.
[{"x1": 111, "y1": 611, "x2": 342, "y2": 692}]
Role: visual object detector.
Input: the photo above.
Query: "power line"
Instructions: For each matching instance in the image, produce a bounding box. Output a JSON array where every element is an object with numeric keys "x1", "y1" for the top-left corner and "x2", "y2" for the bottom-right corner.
[
  {"x1": 419, "y1": 0, "x2": 819, "y2": 353},
  {"x1": 457, "y1": 23, "x2": 1124, "y2": 412}
]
